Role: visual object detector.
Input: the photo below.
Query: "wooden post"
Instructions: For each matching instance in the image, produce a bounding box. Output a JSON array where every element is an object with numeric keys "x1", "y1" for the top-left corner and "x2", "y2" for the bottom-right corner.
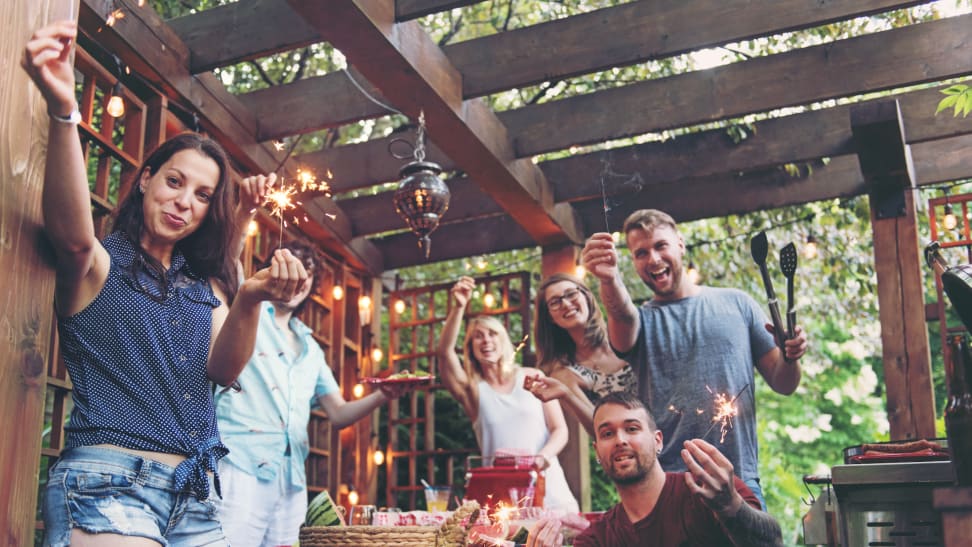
[
  {"x1": 540, "y1": 242, "x2": 591, "y2": 512},
  {"x1": 2, "y1": 0, "x2": 76, "y2": 542},
  {"x1": 853, "y1": 100, "x2": 936, "y2": 440}
]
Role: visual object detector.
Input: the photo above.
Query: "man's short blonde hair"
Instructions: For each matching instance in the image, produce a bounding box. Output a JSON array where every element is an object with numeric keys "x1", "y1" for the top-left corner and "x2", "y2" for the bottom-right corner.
[{"x1": 622, "y1": 209, "x2": 679, "y2": 237}]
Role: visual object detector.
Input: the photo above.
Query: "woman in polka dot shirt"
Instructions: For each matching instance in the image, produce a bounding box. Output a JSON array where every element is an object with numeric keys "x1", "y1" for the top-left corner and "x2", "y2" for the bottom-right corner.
[{"x1": 24, "y1": 21, "x2": 306, "y2": 547}]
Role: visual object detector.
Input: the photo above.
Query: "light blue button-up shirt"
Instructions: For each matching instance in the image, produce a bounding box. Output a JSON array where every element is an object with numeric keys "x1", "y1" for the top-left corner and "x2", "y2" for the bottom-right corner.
[{"x1": 215, "y1": 302, "x2": 339, "y2": 491}]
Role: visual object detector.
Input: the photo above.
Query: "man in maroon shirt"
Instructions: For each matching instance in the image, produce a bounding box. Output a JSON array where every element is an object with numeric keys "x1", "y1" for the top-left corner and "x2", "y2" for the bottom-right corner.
[{"x1": 528, "y1": 392, "x2": 782, "y2": 547}]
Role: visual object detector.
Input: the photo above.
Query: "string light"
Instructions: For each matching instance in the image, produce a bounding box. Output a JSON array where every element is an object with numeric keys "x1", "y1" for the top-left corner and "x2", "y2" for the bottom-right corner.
[
  {"x1": 371, "y1": 347, "x2": 384, "y2": 363},
  {"x1": 803, "y1": 232, "x2": 818, "y2": 259},
  {"x1": 476, "y1": 257, "x2": 489, "y2": 270},
  {"x1": 483, "y1": 293, "x2": 496, "y2": 308},
  {"x1": 393, "y1": 299, "x2": 406, "y2": 314},
  {"x1": 943, "y1": 188, "x2": 958, "y2": 230},
  {"x1": 332, "y1": 285, "x2": 345, "y2": 301},
  {"x1": 106, "y1": 82, "x2": 125, "y2": 118},
  {"x1": 574, "y1": 264, "x2": 586, "y2": 278},
  {"x1": 352, "y1": 383, "x2": 365, "y2": 398},
  {"x1": 686, "y1": 261, "x2": 700, "y2": 284},
  {"x1": 246, "y1": 220, "x2": 259, "y2": 237},
  {"x1": 347, "y1": 488, "x2": 359, "y2": 506},
  {"x1": 373, "y1": 448, "x2": 385, "y2": 466},
  {"x1": 358, "y1": 295, "x2": 373, "y2": 326}
]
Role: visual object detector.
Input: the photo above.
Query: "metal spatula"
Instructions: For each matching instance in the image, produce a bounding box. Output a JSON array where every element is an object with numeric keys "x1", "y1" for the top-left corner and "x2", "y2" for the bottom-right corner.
[
  {"x1": 750, "y1": 231, "x2": 786, "y2": 351},
  {"x1": 780, "y1": 243, "x2": 798, "y2": 340}
]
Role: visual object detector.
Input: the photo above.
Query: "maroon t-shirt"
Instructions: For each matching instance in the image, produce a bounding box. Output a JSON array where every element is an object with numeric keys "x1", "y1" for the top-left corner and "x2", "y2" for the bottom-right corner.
[{"x1": 574, "y1": 473, "x2": 761, "y2": 547}]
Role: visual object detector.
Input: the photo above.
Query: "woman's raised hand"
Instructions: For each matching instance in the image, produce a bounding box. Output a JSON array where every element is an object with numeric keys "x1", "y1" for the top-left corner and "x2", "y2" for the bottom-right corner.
[
  {"x1": 237, "y1": 173, "x2": 276, "y2": 219},
  {"x1": 243, "y1": 248, "x2": 308, "y2": 303},
  {"x1": 450, "y1": 276, "x2": 475, "y2": 308},
  {"x1": 21, "y1": 21, "x2": 78, "y2": 117}
]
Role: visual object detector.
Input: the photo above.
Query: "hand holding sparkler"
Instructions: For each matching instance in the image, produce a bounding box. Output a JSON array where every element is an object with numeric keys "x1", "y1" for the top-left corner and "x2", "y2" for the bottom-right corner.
[
  {"x1": 524, "y1": 374, "x2": 570, "y2": 403},
  {"x1": 236, "y1": 173, "x2": 277, "y2": 219},
  {"x1": 450, "y1": 276, "x2": 476, "y2": 309},
  {"x1": 239, "y1": 248, "x2": 309, "y2": 305},
  {"x1": 681, "y1": 439, "x2": 744, "y2": 519},
  {"x1": 581, "y1": 233, "x2": 621, "y2": 283}
]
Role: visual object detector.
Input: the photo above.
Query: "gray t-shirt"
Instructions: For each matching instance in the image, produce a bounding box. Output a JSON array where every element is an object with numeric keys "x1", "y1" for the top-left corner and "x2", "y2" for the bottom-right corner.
[{"x1": 621, "y1": 286, "x2": 776, "y2": 482}]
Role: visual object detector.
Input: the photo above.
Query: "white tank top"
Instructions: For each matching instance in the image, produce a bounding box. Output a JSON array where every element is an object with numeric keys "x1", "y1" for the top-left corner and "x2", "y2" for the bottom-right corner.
[{"x1": 472, "y1": 368, "x2": 579, "y2": 512}]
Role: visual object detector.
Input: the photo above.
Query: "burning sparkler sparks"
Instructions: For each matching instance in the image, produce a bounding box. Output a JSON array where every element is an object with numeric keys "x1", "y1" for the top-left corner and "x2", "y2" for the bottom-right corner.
[
  {"x1": 259, "y1": 134, "x2": 335, "y2": 247},
  {"x1": 701, "y1": 384, "x2": 750, "y2": 443}
]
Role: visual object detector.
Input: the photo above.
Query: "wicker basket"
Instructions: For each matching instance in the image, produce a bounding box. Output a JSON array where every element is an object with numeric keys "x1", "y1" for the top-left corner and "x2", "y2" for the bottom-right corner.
[{"x1": 299, "y1": 501, "x2": 479, "y2": 547}]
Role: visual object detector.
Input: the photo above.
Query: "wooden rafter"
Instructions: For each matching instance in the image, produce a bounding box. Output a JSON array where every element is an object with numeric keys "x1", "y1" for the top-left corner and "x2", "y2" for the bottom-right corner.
[
  {"x1": 503, "y1": 12, "x2": 972, "y2": 156},
  {"x1": 285, "y1": 0, "x2": 584, "y2": 248}
]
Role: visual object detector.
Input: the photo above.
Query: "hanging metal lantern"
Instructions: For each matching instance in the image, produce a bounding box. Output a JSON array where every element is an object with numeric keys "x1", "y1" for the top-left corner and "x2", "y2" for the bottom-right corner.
[
  {"x1": 393, "y1": 160, "x2": 450, "y2": 258},
  {"x1": 390, "y1": 111, "x2": 450, "y2": 258}
]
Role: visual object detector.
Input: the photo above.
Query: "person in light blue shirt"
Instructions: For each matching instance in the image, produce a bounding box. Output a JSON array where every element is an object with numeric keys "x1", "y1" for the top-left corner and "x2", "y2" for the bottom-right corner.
[{"x1": 215, "y1": 239, "x2": 409, "y2": 547}]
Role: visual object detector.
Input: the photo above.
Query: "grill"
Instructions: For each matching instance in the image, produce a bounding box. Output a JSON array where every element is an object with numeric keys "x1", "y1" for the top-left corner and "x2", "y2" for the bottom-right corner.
[{"x1": 831, "y1": 460, "x2": 954, "y2": 546}]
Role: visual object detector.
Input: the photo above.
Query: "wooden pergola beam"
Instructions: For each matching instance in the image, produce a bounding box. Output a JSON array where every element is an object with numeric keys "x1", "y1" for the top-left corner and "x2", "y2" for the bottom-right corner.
[
  {"x1": 211, "y1": 0, "x2": 930, "y2": 141},
  {"x1": 286, "y1": 0, "x2": 583, "y2": 248},
  {"x1": 503, "y1": 12, "x2": 972, "y2": 156},
  {"x1": 374, "y1": 215, "x2": 537, "y2": 270},
  {"x1": 444, "y1": 0, "x2": 926, "y2": 98},
  {"x1": 238, "y1": 68, "x2": 391, "y2": 142},
  {"x1": 172, "y1": 0, "x2": 922, "y2": 93},
  {"x1": 79, "y1": 0, "x2": 385, "y2": 274},
  {"x1": 305, "y1": 75, "x2": 971, "y2": 196},
  {"x1": 167, "y1": 0, "x2": 484, "y2": 72}
]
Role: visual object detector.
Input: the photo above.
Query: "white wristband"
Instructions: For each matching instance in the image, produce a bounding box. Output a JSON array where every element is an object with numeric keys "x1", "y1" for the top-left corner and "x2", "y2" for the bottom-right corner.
[{"x1": 49, "y1": 109, "x2": 82, "y2": 124}]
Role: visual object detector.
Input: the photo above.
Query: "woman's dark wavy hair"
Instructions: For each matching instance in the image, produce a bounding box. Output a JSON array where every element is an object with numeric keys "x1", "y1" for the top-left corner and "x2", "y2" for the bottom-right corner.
[
  {"x1": 111, "y1": 132, "x2": 238, "y2": 302},
  {"x1": 534, "y1": 273, "x2": 608, "y2": 374}
]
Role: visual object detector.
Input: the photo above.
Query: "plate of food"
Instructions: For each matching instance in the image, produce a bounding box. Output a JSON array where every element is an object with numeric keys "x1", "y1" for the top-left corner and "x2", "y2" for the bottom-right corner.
[{"x1": 361, "y1": 370, "x2": 435, "y2": 385}]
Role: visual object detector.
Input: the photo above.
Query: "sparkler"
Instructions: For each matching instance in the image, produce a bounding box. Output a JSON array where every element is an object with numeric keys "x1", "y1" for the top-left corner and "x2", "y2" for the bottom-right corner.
[
  {"x1": 701, "y1": 384, "x2": 750, "y2": 443},
  {"x1": 260, "y1": 135, "x2": 333, "y2": 248},
  {"x1": 598, "y1": 156, "x2": 612, "y2": 232}
]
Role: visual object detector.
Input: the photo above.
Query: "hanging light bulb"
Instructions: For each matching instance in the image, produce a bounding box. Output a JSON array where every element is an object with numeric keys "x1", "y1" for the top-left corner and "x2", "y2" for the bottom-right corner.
[
  {"x1": 358, "y1": 295, "x2": 373, "y2": 326},
  {"x1": 803, "y1": 233, "x2": 818, "y2": 259},
  {"x1": 373, "y1": 448, "x2": 385, "y2": 466},
  {"x1": 352, "y1": 383, "x2": 365, "y2": 399},
  {"x1": 393, "y1": 298, "x2": 406, "y2": 315},
  {"x1": 106, "y1": 82, "x2": 125, "y2": 118},
  {"x1": 347, "y1": 487, "x2": 359, "y2": 506},
  {"x1": 371, "y1": 347, "x2": 384, "y2": 363},
  {"x1": 483, "y1": 293, "x2": 496, "y2": 308},
  {"x1": 332, "y1": 285, "x2": 344, "y2": 301},
  {"x1": 476, "y1": 257, "x2": 488, "y2": 270},
  {"x1": 944, "y1": 202, "x2": 958, "y2": 230},
  {"x1": 574, "y1": 264, "x2": 586, "y2": 278},
  {"x1": 686, "y1": 261, "x2": 700, "y2": 284}
]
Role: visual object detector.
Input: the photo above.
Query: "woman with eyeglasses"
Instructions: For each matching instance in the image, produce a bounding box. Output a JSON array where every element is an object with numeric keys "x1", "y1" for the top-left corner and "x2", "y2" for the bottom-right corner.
[
  {"x1": 526, "y1": 273, "x2": 638, "y2": 436},
  {"x1": 437, "y1": 276, "x2": 579, "y2": 512}
]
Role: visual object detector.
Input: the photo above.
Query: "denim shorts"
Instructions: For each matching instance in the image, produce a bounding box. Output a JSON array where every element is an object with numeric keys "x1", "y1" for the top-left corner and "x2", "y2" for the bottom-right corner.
[{"x1": 43, "y1": 446, "x2": 228, "y2": 547}]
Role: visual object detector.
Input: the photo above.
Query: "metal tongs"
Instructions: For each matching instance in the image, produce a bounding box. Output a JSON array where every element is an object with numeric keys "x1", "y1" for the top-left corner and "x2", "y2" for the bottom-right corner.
[
  {"x1": 780, "y1": 243, "x2": 798, "y2": 340},
  {"x1": 750, "y1": 231, "x2": 787, "y2": 351}
]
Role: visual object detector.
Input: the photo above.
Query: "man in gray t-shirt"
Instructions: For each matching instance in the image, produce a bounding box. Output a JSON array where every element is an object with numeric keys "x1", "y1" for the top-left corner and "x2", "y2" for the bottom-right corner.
[{"x1": 581, "y1": 209, "x2": 809, "y2": 508}]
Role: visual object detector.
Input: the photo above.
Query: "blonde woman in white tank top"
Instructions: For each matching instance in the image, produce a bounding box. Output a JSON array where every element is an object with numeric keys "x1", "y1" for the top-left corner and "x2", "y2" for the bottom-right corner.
[{"x1": 436, "y1": 276, "x2": 579, "y2": 512}]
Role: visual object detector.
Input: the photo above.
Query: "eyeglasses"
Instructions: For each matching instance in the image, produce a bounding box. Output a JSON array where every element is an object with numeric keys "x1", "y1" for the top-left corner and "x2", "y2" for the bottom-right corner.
[{"x1": 546, "y1": 288, "x2": 582, "y2": 311}]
